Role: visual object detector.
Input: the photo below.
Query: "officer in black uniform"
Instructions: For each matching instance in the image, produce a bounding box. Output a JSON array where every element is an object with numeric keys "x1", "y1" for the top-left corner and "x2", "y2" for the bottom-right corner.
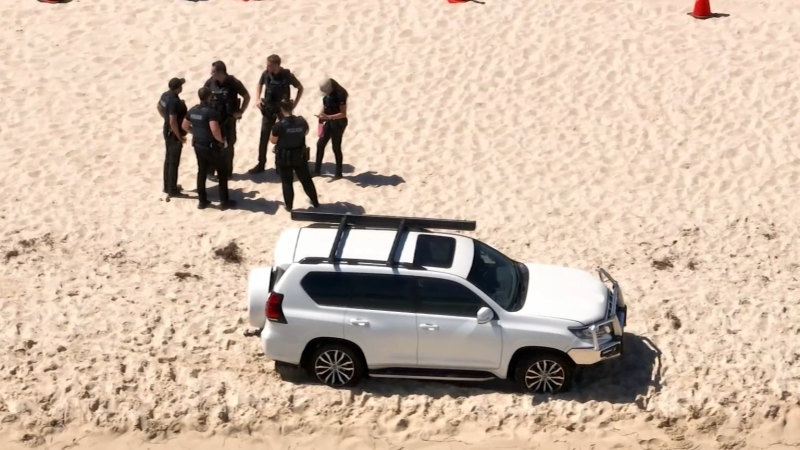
[
  {"x1": 314, "y1": 78, "x2": 348, "y2": 178},
  {"x1": 181, "y1": 87, "x2": 237, "y2": 210},
  {"x1": 156, "y1": 77, "x2": 188, "y2": 197},
  {"x1": 249, "y1": 54, "x2": 304, "y2": 174},
  {"x1": 204, "y1": 60, "x2": 250, "y2": 180},
  {"x1": 271, "y1": 99, "x2": 319, "y2": 211}
]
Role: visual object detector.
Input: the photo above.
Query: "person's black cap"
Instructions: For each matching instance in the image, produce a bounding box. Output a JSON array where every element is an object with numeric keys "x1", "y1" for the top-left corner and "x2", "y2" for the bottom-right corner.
[{"x1": 168, "y1": 77, "x2": 186, "y2": 90}]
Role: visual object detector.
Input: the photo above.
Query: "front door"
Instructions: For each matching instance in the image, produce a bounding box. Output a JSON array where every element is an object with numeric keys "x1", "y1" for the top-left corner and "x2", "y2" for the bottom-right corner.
[
  {"x1": 414, "y1": 277, "x2": 502, "y2": 370},
  {"x1": 342, "y1": 273, "x2": 418, "y2": 367}
]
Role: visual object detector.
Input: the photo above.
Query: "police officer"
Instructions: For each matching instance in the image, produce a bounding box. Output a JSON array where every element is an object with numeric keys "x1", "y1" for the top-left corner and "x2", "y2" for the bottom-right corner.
[
  {"x1": 156, "y1": 77, "x2": 188, "y2": 197},
  {"x1": 249, "y1": 54, "x2": 304, "y2": 174},
  {"x1": 181, "y1": 87, "x2": 237, "y2": 210},
  {"x1": 314, "y1": 78, "x2": 348, "y2": 179},
  {"x1": 271, "y1": 99, "x2": 319, "y2": 211},
  {"x1": 204, "y1": 61, "x2": 250, "y2": 180}
]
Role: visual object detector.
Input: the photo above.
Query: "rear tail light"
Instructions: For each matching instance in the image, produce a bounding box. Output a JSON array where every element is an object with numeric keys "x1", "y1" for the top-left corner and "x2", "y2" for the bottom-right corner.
[{"x1": 265, "y1": 292, "x2": 287, "y2": 323}]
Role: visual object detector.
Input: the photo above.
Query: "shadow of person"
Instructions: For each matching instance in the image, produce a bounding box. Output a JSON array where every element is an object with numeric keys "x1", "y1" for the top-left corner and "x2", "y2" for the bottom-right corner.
[
  {"x1": 232, "y1": 168, "x2": 281, "y2": 184},
  {"x1": 293, "y1": 201, "x2": 366, "y2": 215},
  {"x1": 313, "y1": 162, "x2": 356, "y2": 177},
  {"x1": 227, "y1": 189, "x2": 281, "y2": 214},
  {"x1": 343, "y1": 171, "x2": 406, "y2": 188}
]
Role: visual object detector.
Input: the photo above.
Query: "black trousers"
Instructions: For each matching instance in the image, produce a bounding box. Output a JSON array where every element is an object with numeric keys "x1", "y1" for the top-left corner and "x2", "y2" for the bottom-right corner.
[
  {"x1": 208, "y1": 118, "x2": 237, "y2": 176},
  {"x1": 195, "y1": 144, "x2": 230, "y2": 204},
  {"x1": 257, "y1": 110, "x2": 279, "y2": 167},
  {"x1": 278, "y1": 161, "x2": 319, "y2": 210},
  {"x1": 315, "y1": 118, "x2": 348, "y2": 175},
  {"x1": 163, "y1": 134, "x2": 182, "y2": 193}
]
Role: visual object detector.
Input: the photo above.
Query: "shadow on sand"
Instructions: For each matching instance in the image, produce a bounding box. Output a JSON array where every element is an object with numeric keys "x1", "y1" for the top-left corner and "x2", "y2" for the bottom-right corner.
[{"x1": 274, "y1": 333, "x2": 662, "y2": 403}]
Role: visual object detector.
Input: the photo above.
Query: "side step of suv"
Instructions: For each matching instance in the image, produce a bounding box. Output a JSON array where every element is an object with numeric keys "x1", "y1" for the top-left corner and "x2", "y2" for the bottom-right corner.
[{"x1": 369, "y1": 367, "x2": 495, "y2": 382}]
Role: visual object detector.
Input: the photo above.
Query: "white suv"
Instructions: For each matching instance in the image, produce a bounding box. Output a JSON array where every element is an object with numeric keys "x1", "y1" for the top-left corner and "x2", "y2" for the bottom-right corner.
[{"x1": 246, "y1": 212, "x2": 627, "y2": 394}]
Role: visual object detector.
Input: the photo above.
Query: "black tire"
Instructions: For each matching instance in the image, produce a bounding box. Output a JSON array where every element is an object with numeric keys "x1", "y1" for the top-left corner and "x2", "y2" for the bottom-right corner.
[
  {"x1": 308, "y1": 344, "x2": 365, "y2": 387},
  {"x1": 514, "y1": 353, "x2": 575, "y2": 394}
]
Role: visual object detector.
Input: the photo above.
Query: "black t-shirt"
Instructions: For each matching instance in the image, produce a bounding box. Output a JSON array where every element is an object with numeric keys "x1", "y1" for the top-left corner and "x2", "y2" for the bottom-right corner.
[
  {"x1": 323, "y1": 87, "x2": 348, "y2": 115},
  {"x1": 272, "y1": 115, "x2": 309, "y2": 150},
  {"x1": 259, "y1": 68, "x2": 300, "y2": 105},
  {"x1": 159, "y1": 90, "x2": 188, "y2": 136},
  {"x1": 204, "y1": 75, "x2": 248, "y2": 119},
  {"x1": 187, "y1": 104, "x2": 221, "y2": 147}
]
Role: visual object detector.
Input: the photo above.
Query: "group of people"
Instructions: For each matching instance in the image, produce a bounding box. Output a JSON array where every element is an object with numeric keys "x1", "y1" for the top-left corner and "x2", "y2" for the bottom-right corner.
[{"x1": 156, "y1": 55, "x2": 349, "y2": 211}]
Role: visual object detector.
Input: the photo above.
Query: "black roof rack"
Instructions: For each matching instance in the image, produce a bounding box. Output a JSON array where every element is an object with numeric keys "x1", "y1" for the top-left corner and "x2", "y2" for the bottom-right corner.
[{"x1": 290, "y1": 212, "x2": 476, "y2": 267}]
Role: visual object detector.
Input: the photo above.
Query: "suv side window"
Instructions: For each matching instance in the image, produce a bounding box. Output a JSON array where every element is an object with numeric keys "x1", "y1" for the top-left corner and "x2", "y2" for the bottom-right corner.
[
  {"x1": 301, "y1": 272, "x2": 416, "y2": 313},
  {"x1": 415, "y1": 277, "x2": 485, "y2": 317},
  {"x1": 300, "y1": 272, "x2": 351, "y2": 307},
  {"x1": 349, "y1": 273, "x2": 416, "y2": 313}
]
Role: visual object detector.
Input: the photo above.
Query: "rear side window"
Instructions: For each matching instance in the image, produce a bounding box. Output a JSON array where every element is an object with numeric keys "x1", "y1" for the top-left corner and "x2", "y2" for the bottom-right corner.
[
  {"x1": 301, "y1": 272, "x2": 351, "y2": 307},
  {"x1": 349, "y1": 274, "x2": 416, "y2": 313},
  {"x1": 416, "y1": 277, "x2": 485, "y2": 317},
  {"x1": 300, "y1": 272, "x2": 416, "y2": 313},
  {"x1": 413, "y1": 235, "x2": 456, "y2": 268}
]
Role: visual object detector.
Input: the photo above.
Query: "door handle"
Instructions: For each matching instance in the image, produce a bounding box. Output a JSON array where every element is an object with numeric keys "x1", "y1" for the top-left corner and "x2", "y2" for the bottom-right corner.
[
  {"x1": 419, "y1": 323, "x2": 439, "y2": 331},
  {"x1": 349, "y1": 319, "x2": 369, "y2": 327}
]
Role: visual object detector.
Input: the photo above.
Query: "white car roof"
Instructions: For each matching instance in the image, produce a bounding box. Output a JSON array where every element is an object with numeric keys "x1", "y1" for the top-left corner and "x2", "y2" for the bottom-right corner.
[{"x1": 274, "y1": 226, "x2": 475, "y2": 278}]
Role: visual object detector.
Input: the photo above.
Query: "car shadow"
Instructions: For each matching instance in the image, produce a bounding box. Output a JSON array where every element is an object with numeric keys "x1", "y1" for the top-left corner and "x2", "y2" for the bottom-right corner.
[{"x1": 274, "y1": 333, "x2": 662, "y2": 403}]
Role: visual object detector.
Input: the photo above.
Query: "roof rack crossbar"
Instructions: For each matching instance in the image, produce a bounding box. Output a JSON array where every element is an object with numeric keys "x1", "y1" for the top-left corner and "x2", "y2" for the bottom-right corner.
[
  {"x1": 328, "y1": 215, "x2": 349, "y2": 260},
  {"x1": 290, "y1": 211, "x2": 476, "y2": 232},
  {"x1": 386, "y1": 219, "x2": 406, "y2": 266}
]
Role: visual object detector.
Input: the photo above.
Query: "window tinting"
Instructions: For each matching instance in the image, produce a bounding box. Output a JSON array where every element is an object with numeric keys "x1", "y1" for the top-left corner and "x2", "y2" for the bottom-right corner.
[
  {"x1": 300, "y1": 272, "x2": 351, "y2": 307},
  {"x1": 416, "y1": 277, "x2": 485, "y2": 317},
  {"x1": 413, "y1": 235, "x2": 456, "y2": 268},
  {"x1": 301, "y1": 272, "x2": 416, "y2": 313},
  {"x1": 349, "y1": 274, "x2": 416, "y2": 313}
]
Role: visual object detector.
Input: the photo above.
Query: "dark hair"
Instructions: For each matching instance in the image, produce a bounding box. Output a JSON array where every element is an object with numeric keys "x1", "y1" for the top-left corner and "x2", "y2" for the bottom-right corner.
[
  {"x1": 279, "y1": 98, "x2": 294, "y2": 113},
  {"x1": 328, "y1": 78, "x2": 348, "y2": 98},
  {"x1": 198, "y1": 87, "x2": 212, "y2": 103},
  {"x1": 267, "y1": 54, "x2": 281, "y2": 65},
  {"x1": 211, "y1": 60, "x2": 227, "y2": 74}
]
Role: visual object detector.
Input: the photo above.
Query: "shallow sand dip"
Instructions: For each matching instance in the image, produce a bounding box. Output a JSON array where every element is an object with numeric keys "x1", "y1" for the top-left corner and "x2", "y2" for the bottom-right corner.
[{"x1": 1, "y1": 0, "x2": 800, "y2": 448}]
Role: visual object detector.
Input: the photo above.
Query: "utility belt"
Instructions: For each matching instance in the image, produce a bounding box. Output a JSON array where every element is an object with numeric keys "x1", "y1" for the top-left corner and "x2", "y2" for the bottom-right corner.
[
  {"x1": 260, "y1": 100, "x2": 280, "y2": 116},
  {"x1": 275, "y1": 145, "x2": 310, "y2": 166}
]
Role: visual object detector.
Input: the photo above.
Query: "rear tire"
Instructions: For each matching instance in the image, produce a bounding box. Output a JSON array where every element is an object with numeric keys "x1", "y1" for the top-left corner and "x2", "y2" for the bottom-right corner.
[
  {"x1": 308, "y1": 344, "x2": 365, "y2": 388},
  {"x1": 514, "y1": 353, "x2": 574, "y2": 394}
]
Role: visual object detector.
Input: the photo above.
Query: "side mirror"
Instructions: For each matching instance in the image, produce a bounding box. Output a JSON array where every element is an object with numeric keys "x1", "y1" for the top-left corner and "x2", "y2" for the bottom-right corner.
[{"x1": 477, "y1": 306, "x2": 494, "y2": 324}]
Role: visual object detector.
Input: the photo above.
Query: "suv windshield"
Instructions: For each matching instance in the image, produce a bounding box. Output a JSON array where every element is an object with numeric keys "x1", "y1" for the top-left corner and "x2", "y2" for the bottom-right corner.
[{"x1": 467, "y1": 241, "x2": 521, "y2": 310}]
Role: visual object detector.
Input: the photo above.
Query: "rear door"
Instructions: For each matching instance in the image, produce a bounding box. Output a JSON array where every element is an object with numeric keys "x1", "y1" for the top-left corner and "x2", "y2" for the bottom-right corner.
[
  {"x1": 342, "y1": 272, "x2": 418, "y2": 367},
  {"x1": 414, "y1": 276, "x2": 503, "y2": 370}
]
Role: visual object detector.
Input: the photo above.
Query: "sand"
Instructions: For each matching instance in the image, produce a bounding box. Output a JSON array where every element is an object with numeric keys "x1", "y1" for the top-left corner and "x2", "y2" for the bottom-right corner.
[{"x1": 1, "y1": 0, "x2": 799, "y2": 448}]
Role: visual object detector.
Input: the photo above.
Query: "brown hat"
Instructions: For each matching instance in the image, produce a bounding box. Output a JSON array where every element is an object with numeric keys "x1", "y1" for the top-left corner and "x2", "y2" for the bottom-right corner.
[{"x1": 168, "y1": 77, "x2": 185, "y2": 90}]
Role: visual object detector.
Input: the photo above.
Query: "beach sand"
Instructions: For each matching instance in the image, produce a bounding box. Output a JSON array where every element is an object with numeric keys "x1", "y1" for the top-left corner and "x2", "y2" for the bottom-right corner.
[{"x1": 1, "y1": 0, "x2": 799, "y2": 448}]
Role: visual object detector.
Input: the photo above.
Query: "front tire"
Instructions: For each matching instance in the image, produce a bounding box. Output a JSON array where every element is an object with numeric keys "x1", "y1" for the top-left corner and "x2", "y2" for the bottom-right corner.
[
  {"x1": 309, "y1": 344, "x2": 365, "y2": 387},
  {"x1": 515, "y1": 353, "x2": 574, "y2": 394}
]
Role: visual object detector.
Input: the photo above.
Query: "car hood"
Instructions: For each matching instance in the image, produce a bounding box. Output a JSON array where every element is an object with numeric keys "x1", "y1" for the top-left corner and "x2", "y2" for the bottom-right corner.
[{"x1": 517, "y1": 263, "x2": 609, "y2": 325}]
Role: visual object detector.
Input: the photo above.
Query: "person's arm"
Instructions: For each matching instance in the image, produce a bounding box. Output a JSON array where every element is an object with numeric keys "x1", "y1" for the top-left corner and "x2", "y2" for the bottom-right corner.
[
  {"x1": 291, "y1": 74, "x2": 303, "y2": 108},
  {"x1": 157, "y1": 102, "x2": 166, "y2": 119},
  {"x1": 233, "y1": 80, "x2": 250, "y2": 119},
  {"x1": 210, "y1": 120, "x2": 224, "y2": 144},
  {"x1": 269, "y1": 132, "x2": 279, "y2": 145},
  {"x1": 166, "y1": 98, "x2": 186, "y2": 142},
  {"x1": 324, "y1": 104, "x2": 347, "y2": 120},
  {"x1": 255, "y1": 73, "x2": 264, "y2": 111},
  {"x1": 169, "y1": 115, "x2": 186, "y2": 143},
  {"x1": 181, "y1": 118, "x2": 192, "y2": 134},
  {"x1": 270, "y1": 123, "x2": 280, "y2": 144}
]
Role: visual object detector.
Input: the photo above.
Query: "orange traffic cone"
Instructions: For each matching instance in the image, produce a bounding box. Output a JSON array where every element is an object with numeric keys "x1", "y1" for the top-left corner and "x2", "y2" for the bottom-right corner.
[{"x1": 689, "y1": 0, "x2": 712, "y2": 19}]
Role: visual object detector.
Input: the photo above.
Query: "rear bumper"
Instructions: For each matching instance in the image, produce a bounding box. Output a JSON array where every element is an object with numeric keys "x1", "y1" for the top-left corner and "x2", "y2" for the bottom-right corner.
[{"x1": 567, "y1": 337, "x2": 623, "y2": 365}]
